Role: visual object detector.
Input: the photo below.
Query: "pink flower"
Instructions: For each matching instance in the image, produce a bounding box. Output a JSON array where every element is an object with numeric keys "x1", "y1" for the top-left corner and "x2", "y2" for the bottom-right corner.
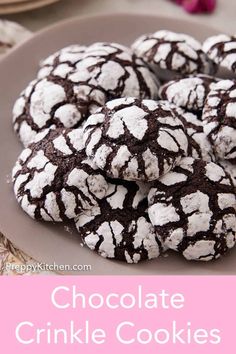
[{"x1": 170, "y1": 0, "x2": 217, "y2": 13}]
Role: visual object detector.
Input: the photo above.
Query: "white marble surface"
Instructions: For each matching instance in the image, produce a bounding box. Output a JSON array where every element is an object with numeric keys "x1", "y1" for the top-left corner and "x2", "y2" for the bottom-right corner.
[{"x1": 1, "y1": 0, "x2": 236, "y2": 34}]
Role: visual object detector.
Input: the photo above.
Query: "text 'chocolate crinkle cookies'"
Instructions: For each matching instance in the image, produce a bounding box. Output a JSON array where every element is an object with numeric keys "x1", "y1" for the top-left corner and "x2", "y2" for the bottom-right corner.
[
  {"x1": 159, "y1": 74, "x2": 219, "y2": 111},
  {"x1": 202, "y1": 79, "x2": 236, "y2": 163},
  {"x1": 148, "y1": 157, "x2": 236, "y2": 261},
  {"x1": 13, "y1": 42, "x2": 159, "y2": 147},
  {"x1": 132, "y1": 30, "x2": 215, "y2": 79},
  {"x1": 83, "y1": 97, "x2": 189, "y2": 182},
  {"x1": 203, "y1": 34, "x2": 236, "y2": 73},
  {"x1": 171, "y1": 105, "x2": 215, "y2": 162},
  {"x1": 75, "y1": 179, "x2": 162, "y2": 263},
  {"x1": 12, "y1": 128, "x2": 108, "y2": 222}
]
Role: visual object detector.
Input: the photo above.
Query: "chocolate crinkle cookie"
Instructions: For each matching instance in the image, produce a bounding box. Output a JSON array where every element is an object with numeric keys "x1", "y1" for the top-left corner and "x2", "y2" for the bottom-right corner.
[
  {"x1": 202, "y1": 79, "x2": 236, "y2": 163},
  {"x1": 68, "y1": 42, "x2": 160, "y2": 100},
  {"x1": 132, "y1": 30, "x2": 215, "y2": 80},
  {"x1": 38, "y1": 42, "x2": 160, "y2": 99},
  {"x1": 203, "y1": 34, "x2": 236, "y2": 74},
  {"x1": 75, "y1": 179, "x2": 162, "y2": 263},
  {"x1": 38, "y1": 44, "x2": 87, "y2": 79},
  {"x1": 171, "y1": 105, "x2": 215, "y2": 162},
  {"x1": 12, "y1": 128, "x2": 109, "y2": 222},
  {"x1": 148, "y1": 157, "x2": 236, "y2": 261},
  {"x1": 159, "y1": 74, "x2": 219, "y2": 111},
  {"x1": 13, "y1": 74, "x2": 106, "y2": 147},
  {"x1": 13, "y1": 42, "x2": 159, "y2": 147},
  {"x1": 83, "y1": 97, "x2": 189, "y2": 182},
  {"x1": 0, "y1": 19, "x2": 31, "y2": 56}
]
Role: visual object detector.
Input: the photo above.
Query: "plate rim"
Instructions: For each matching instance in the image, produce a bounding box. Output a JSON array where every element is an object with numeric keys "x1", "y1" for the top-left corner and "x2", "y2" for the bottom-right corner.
[{"x1": 1, "y1": 12, "x2": 223, "y2": 64}]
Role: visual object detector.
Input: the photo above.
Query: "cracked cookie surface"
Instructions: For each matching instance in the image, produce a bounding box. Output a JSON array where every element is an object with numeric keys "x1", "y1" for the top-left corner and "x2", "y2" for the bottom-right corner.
[
  {"x1": 159, "y1": 74, "x2": 218, "y2": 111},
  {"x1": 203, "y1": 34, "x2": 236, "y2": 73},
  {"x1": 14, "y1": 42, "x2": 159, "y2": 147},
  {"x1": 75, "y1": 179, "x2": 162, "y2": 263},
  {"x1": 38, "y1": 44, "x2": 87, "y2": 79},
  {"x1": 12, "y1": 128, "x2": 108, "y2": 222},
  {"x1": 148, "y1": 157, "x2": 236, "y2": 261},
  {"x1": 83, "y1": 97, "x2": 189, "y2": 182},
  {"x1": 171, "y1": 105, "x2": 215, "y2": 162},
  {"x1": 202, "y1": 79, "x2": 236, "y2": 163},
  {"x1": 132, "y1": 30, "x2": 215, "y2": 79}
]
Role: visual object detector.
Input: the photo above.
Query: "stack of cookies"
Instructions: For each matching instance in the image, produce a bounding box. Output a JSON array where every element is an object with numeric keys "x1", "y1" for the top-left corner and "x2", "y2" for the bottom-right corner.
[{"x1": 12, "y1": 31, "x2": 236, "y2": 264}]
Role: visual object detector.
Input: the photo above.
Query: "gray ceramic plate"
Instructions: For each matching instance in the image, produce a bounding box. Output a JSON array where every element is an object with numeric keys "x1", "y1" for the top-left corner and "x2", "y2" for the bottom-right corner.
[{"x1": 0, "y1": 13, "x2": 235, "y2": 275}]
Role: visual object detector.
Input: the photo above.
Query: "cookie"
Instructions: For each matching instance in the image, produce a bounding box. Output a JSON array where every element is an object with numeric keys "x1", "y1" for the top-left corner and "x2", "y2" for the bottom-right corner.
[
  {"x1": 218, "y1": 160, "x2": 236, "y2": 188},
  {"x1": 159, "y1": 74, "x2": 218, "y2": 111},
  {"x1": 13, "y1": 42, "x2": 159, "y2": 147},
  {"x1": 38, "y1": 44, "x2": 87, "y2": 79},
  {"x1": 68, "y1": 42, "x2": 160, "y2": 100},
  {"x1": 202, "y1": 80, "x2": 236, "y2": 163},
  {"x1": 148, "y1": 157, "x2": 236, "y2": 261},
  {"x1": 0, "y1": 19, "x2": 31, "y2": 57},
  {"x1": 13, "y1": 74, "x2": 106, "y2": 147},
  {"x1": 75, "y1": 179, "x2": 162, "y2": 263},
  {"x1": 132, "y1": 30, "x2": 215, "y2": 80},
  {"x1": 203, "y1": 34, "x2": 236, "y2": 73},
  {"x1": 83, "y1": 97, "x2": 189, "y2": 182},
  {"x1": 12, "y1": 128, "x2": 109, "y2": 222},
  {"x1": 171, "y1": 105, "x2": 215, "y2": 162}
]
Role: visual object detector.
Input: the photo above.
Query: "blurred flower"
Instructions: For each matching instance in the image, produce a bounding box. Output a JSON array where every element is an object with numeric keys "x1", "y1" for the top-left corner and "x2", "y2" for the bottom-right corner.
[{"x1": 170, "y1": 0, "x2": 217, "y2": 13}]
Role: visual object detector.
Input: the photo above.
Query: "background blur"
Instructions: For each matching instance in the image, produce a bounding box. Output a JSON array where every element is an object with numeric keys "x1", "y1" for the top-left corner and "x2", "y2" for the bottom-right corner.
[{"x1": 1, "y1": 0, "x2": 235, "y2": 33}]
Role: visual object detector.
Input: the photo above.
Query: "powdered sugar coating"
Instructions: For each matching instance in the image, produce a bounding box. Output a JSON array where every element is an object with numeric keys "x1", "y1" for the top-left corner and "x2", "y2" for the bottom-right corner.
[
  {"x1": 12, "y1": 128, "x2": 109, "y2": 222},
  {"x1": 132, "y1": 30, "x2": 215, "y2": 79},
  {"x1": 159, "y1": 74, "x2": 219, "y2": 111},
  {"x1": 75, "y1": 179, "x2": 162, "y2": 263},
  {"x1": 171, "y1": 105, "x2": 215, "y2": 162},
  {"x1": 202, "y1": 80, "x2": 236, "y2": 162},
  {"x1": 83, "y1": 98, "x2": 189, "y2": 182},
  {"x1": 38, "y1": 44, "x2": 87, "y2": 79},
  {"x1": 203, "y1": 34, "x2": 236, "y2": 73},
  {"x1": 13, "y1": 74, "x2": 106, "y2": 147},
  {"x1": 14, "y1": 42, "x2": 159, "y2": 147},
  {"x1": 68, "y1": 42, "x2": 160, "y2": 100},
  {"x1": 148, "y1": 157, "x2": 236, "y2": 261}
]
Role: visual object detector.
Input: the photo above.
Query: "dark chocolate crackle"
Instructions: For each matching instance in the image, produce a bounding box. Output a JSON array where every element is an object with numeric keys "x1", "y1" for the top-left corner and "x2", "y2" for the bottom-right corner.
[
  {"x1": 159, "y1": 74, "x2": 219, "y2": 111},
  {"x1": 148, "y1": 157, "x2": 236, "y2": 261},
  {"x1": 83, "y1": 97, "x2": 189, "y2": 182},
  {"x1": 75, "y1": 178, "x2": 162, "y2": 263},
  {"x1": 203, "y1": 34, "x2": 236, "y2": 73},
  {"x1": 202, "y1": 79, "x2": 236, "y2": 163},
  {"x1": 12, "y1": 128, "x2": 109, "y2": 222},
  {"x1": 13, "y1": 42, "x2": 159, "y2": 147},
  {"x1": 132, "y1": 30, "x2": 215, "y2": 78},
  {"x1": 69, "y1": 42, "x2": 160, "y2": 102},
  {"x1": 38, "y1": 44, "x2": 87, "y2": 79},
  {"x1": 13, "y1": 74, "x2": 106, "y2": 147},
  {"x1": 170, "y1": 105, "x2": 215, "y2": 162}
]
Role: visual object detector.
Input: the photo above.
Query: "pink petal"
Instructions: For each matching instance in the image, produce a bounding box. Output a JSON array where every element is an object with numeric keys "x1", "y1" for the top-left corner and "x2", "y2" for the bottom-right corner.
[
  {"x1": 200, "y1": 0, "x2": 217, "y2": 12},
  {"x1": 182, "y1": 0, "x2": 204, "y2": 13}
]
